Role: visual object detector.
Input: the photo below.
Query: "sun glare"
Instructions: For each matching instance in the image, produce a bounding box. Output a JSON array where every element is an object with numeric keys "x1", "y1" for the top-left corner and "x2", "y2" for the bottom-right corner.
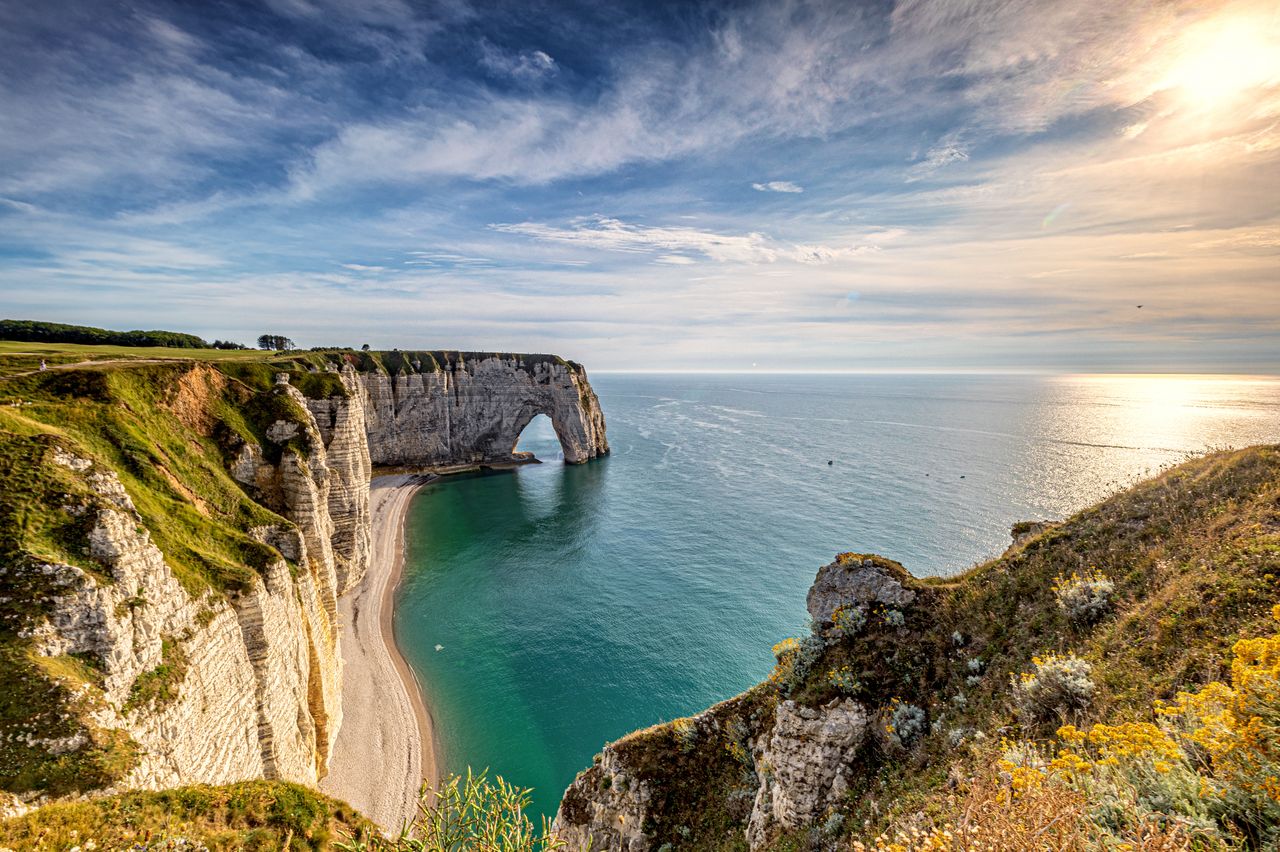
[{"x1": 1160, "y1": 11, "x2": 1280, "y2": 110}]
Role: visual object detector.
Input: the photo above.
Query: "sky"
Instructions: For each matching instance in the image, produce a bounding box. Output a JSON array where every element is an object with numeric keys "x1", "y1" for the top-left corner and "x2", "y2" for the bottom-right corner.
[{"x1": 0, "y1": 0, "x2": 1278, "y2": 371}]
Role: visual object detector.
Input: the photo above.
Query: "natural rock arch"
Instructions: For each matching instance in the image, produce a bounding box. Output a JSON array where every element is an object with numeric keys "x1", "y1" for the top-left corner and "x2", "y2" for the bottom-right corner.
[{"x1": 359, "y1": 353, "x2": 609, "y2": 467}]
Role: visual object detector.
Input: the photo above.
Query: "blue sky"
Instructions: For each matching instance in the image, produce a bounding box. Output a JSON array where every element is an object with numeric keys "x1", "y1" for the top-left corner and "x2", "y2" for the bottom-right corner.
[{"x1": 1, "y1": 0, "x2": 1278, "y2": 370}]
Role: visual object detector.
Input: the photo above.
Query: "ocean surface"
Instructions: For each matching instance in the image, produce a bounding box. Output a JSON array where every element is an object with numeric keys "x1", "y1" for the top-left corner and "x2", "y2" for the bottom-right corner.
[{"x1": 393, "y1": 372, "x2": 1280, "y2": 821}]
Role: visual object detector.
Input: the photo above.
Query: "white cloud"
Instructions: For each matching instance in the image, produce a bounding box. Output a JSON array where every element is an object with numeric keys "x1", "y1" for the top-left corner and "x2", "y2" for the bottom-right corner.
[
  {"x1": 490, "y1": 216, "x2": 879, "y2": 265},
  {"x1": 752, "y1": 181, "x2": 804, "y2": 193},
  {"x1": 906, "y1": 136, "x2": 969, "y2": 182},
  {"x1": 479, "y1": 42, "x2": 557, "y2": 79}
]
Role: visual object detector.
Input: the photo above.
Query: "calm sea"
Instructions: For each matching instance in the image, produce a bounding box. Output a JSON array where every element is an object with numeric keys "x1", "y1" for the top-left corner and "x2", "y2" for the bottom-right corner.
[{"x1": 393, "y1": 372, "x2": 1280, "y2": 820}]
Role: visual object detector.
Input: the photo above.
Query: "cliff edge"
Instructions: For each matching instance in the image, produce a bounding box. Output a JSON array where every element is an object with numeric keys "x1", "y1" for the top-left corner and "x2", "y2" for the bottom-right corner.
[
  {"x1": 553, "y1": 445, "x2": 1280, "y2": 851},
  {"x1": 0, "y1": 348, "x2": 607, "y2": 814}
]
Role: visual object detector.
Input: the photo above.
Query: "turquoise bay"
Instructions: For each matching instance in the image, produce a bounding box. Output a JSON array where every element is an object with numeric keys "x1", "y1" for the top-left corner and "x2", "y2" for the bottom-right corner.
[{"x1": 392, "y1": 372, "x2": 1280, "y2": 821}]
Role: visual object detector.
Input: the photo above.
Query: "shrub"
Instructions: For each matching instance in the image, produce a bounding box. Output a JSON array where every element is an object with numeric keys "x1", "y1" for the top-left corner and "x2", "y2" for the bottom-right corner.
[
  {"x1": 827, "y1": 666, "x2": 860, "y2": 694},
  {"x1": 769, "y1": 634, "x2": 824, "y2": 696},
  {"x1": 888, "y1": 701, "x2": 927, "y2": 747},
  {"x1": 1011, "y1": 653, "x2": 1095, "y2": 723},
  {"x1": 671, "y1": 717, "x2": 698, "y2": 752},
  {"x1": 832, "y1": 604, "x2": 867, "y2": 637},
  {"x1": 1053, "y1": 570, "x2": 1115, "y2": 625},
  {"x1": 338, "y1": 769, "x2": 562, "y2": 851},
  {"x1": 882, "y1": 608, "x2": 905, "y2": 628}
]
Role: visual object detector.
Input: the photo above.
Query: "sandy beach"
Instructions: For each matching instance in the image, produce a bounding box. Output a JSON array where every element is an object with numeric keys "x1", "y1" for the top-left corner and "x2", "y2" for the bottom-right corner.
[{"x1": 322, "y1": 474, "x2": 439, "y2": 833}]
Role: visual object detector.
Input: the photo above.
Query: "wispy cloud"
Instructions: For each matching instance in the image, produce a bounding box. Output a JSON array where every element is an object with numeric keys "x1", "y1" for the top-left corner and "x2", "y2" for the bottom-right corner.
[
  {"x1": 752, "y1": 181, "x2": 804, "y2": 193},
  {"x1": 0, "y1": 0, "x2": 1277, "y2": 370},
  {"x1": 479, "y1": 41, "x2": 557, "y2": 79},
  {"x1": 490, "y1": 217, "x2": 879, "y2": 265}
]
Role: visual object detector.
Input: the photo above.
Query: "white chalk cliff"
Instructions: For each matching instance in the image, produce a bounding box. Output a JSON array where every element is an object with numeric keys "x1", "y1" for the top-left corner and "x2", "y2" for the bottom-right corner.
[{"x1": 3, "y1": 352, "x2": 607, "y2": 809}]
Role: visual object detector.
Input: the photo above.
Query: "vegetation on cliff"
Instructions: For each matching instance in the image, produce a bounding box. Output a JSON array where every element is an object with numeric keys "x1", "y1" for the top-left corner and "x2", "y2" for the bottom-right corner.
[
  {"x1": 0, "y1": 357, "x2": 349, "y2": 797},
  {"x1": 557, "y1": 445, "x2": 1280, "y2": 850},
  {"x1": 0, "y1": 781, "x2": 370, "y2": 851}
]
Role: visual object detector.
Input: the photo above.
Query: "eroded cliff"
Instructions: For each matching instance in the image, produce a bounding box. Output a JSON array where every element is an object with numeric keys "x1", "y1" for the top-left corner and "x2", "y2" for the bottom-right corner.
[
  {"x1": 0, "y1": 349, "x2": 608, "y2": 813},
  {"x1": 553, "y1": 446, "x2": 1280, "y2": 851},
  {"x1": 358, "y1": 351, "x2": 608, "y2": 467}
]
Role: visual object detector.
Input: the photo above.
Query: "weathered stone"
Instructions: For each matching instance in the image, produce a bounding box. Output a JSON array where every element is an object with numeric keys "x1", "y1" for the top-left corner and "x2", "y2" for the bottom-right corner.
[
  {"x1": 20, "y1": 351, "x2": 609, "y2": 806},
  {"x1": 746, "y1": 699, "x2": 867, "y2": 849},
  {"x1": 806, "y1": 554, "x2": 916, "y2": 627},
  {"x1": 359, "y1": 354, "x2": 609, "y2": 466},
  {"x1": 553, "y1": 748, "x2": 653, "y2": 852}
]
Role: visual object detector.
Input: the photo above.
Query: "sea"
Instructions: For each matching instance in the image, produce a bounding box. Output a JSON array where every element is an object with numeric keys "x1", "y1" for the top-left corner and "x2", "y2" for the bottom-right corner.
[{"x1": 392, "y1": 372, "x2": 1280, "y2": 821}]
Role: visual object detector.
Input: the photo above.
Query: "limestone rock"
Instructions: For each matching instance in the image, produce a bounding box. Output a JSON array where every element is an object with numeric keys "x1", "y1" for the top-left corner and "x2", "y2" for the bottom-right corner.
[
  {"x1": 360, "y1": 354, "x2": 609, "y2": 467},
  {"x1": 553, "y1": 748, "x2": 653, "y2": 852},
  {"x1": 13, "y1": 350, "x2": 608, "y2": 806},
  {"x1": 746, "y1": 699, "x2": 868, "y2": 849},
  {"x1": 806, "y1": 554, "x2": 916, "y2": 627}
]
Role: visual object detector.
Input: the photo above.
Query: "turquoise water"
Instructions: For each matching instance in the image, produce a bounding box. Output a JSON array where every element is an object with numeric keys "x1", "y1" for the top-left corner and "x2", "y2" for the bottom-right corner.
[{"x1": 394, "y1": 373, "x2": 1280, "y2": 820}]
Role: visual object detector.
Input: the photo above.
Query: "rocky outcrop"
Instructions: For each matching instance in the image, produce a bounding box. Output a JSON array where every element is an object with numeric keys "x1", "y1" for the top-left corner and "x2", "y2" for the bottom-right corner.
[
  {"x1": 305, "y1": 366, "x2": 373, "y2": 594},
  {"x1": 6, "y1": 350, "x2": 608, "y2": 810},
  {"x1": 29, "y1": 451, "x2": 332, "y2": 790},
  {"x1": 555, "y1": 556, "x2": 905, "y2": 851},
  {"x1": 746, "y1": 699, "x2": 867, "y2": 849},
  {"x1": 806, "y1": 553, "x2": 916, "y2": 627},
  {"x1": 359, "y1": 353, "x2": 609, "y2": 467},
  {"x1": 554, "y1": 747, "x2": 654, "y2": 852}
]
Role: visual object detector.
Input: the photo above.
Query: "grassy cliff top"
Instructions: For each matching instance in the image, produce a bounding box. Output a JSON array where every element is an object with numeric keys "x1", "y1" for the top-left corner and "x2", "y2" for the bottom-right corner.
[
  {"x1": 0, "y1": 341, "x2": 581, "y2": 381},
  {"x1": 0, "y1": 781, "x2": 373, "y2": 851},
  {"x1": 568, "y1": 444, "x2": 1280, "y2": 850}
]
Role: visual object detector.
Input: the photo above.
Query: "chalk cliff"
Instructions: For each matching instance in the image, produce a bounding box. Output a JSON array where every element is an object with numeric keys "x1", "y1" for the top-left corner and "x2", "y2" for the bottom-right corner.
[
  {"x1": 0, "y1": 350, "x2": 607, "y2": 811},
  {"x1": 359, "y1": 352, "x2": 609, "y2": 467}
]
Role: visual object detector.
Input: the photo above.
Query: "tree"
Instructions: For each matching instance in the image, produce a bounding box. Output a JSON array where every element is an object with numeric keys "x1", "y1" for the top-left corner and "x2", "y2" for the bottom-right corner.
[
  {"x1": 361, "y1": 343, "x2": 370, "y2": 351},
  {"x1": 256, "y1": 334, "x2": 295, "y2": 351}
]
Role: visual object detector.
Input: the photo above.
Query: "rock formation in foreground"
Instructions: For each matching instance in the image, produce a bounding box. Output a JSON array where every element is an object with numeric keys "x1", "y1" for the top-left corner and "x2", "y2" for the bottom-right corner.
[
  {"x1": 0, "y1": 350, "x2": 607, "y2": 813},
  {"x1": 553, "y1": 445, "x2": 1280, "y2": 850}
]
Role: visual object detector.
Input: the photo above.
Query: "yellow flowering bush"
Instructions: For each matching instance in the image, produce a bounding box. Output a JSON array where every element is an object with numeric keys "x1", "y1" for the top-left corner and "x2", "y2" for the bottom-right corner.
[
  {"x1": 1011, "y1": 652, "x2": 1095, "y2": 723},
  {"x1": 827, "y1": 665, "x2": 859, "y2": 694},
  {"x1": 1153, "y1": 603, "x2": 1280, "y2": 840},
  {"x1": 988, "y1": 603, "x2": 1280, "y2": 846},
  {"x1": 1053, "y1": 569, "x2": 1116, "y2": 625}
]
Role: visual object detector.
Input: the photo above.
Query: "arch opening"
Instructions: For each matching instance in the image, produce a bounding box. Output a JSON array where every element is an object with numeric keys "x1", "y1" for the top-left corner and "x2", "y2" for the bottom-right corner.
[{"x1": 513, "y1": 412, "x2": 565, "y2": 462}]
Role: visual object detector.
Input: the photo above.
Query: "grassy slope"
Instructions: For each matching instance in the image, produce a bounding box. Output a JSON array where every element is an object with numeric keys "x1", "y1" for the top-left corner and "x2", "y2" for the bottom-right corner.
[
  {"x1": 0, "y1": 781, "x2": 374, "y2": 851},
  {"x1": 0, "y1": 341, "x2": 577, "y2": 380},
  {"x1": 0, "y1": 353, "x2": 356, "y2": 798},
  {"x1": 0, "y1": 343, "x2": 580, "y2": 801},
  {"x1": 573, "y1": 445, "x2": 1280, "y2": 850}
]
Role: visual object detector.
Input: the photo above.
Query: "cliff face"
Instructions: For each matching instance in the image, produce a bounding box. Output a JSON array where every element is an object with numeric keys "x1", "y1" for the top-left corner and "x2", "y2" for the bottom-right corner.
[
  {"x1": 12, "y1": 369, "x2": 361, "y2": 799},
  {"x1": 359, "y1": 353, "x2": 609, "y2": 467},
  {"x1": 0, "y1": 350, "x2": 607, "y2": 811},
  {"x1": 553, "y1": 446, "x2": 1280, "y2": 851}
]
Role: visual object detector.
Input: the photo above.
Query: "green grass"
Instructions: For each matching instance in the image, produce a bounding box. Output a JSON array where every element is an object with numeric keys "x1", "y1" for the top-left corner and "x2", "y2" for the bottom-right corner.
[
  {"x1": 124, "y1": 639, "x2": 190, "y2": 714},
  {"x1": 0, "y1": 781, "x2": 373, "y2": 851},
  {"x1": 0, "y1": 356, "x2": 365, "y2": 796}
]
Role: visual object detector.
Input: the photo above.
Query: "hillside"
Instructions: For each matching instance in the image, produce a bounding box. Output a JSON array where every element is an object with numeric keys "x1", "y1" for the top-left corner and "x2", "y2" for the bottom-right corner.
[
  {"x1": 0, "y1": 345, "x2": 1275, "y2": 850},
  {"x1": 0, "y1": 780, "x2": 373, "y2": 850},
  {"x1": 555, "y1": 445, "x2": 1280, "y2": 850},
  {"x1": 0, "y1": 344, "x2": 607, "y2": 822}
]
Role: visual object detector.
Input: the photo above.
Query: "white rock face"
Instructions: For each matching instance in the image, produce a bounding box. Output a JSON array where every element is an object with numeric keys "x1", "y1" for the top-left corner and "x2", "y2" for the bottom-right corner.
[
  {"x1": 360, "y1": 355, "x2": 609, "y2": 466},
  {"x1": 27, "y1": 366, "x2": 367, "y2": 792},
  {"x1": 746, "y1": 699, "x2": 868, "y2": 849},
  {"x1": 16, "y1": 353, "x2": 610, "y2": 806},
  {"x1": 306, "y1": 366, "x2": 373, "y2": 594},
  {"x1": 33, "y1": 451, "x2": 327, "y2": 790},
  {"x1": 553, "y1": 748, "x2": 654, "y2": 852}
]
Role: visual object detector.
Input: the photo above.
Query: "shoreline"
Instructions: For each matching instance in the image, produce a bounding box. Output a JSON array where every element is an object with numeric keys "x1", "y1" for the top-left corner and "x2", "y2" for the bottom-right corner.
[{"x1": 321, "y1": 473, "x2": 440, "y2": 833}]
